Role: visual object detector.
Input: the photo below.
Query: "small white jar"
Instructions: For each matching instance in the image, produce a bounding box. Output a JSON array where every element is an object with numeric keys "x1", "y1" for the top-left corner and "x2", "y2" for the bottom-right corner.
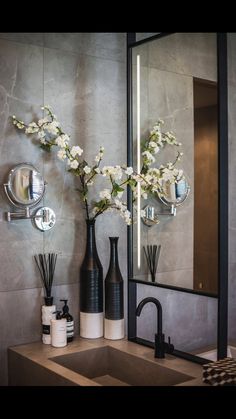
[
  {"x1": 51, "y1": 318, "x2": 67, "y2": 348},
  {"x1": 42, "y1": 304, "x2": 56, "y2": 345}
]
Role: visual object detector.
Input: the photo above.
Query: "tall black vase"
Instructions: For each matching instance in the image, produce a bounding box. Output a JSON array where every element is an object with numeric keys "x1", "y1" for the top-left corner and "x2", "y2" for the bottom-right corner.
[
  {"x1": 104, "y1": 237, "x2": 124, "y2": 340},
  {"x1": 80, "y1": 219, "x2": 103, "y2": 338}
]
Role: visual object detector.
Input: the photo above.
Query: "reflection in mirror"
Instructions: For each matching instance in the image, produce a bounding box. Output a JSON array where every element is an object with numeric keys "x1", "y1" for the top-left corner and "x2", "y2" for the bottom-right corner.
[
  {"x1": 132, "y1": 33, "x2": 218, "y2": 295},
  {"x1": 6, "y1": 163, "x2": 45, "y2": 207},
  {"x1": 4, "y1": 163, "x2": 56, "y2": 232},
  {"x1": 159, "y1": 178, "x2": 190, "y2": 207}
]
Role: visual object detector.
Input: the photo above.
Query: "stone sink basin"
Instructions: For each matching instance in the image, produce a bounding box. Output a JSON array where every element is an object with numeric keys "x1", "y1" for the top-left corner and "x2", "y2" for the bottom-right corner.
[{"x1": 49, "y1": 345, "x2": 193, "y2": 386}]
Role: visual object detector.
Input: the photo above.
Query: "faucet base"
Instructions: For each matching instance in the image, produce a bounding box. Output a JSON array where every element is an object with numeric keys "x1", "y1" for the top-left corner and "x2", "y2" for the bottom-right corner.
[{"x1": 155, "y1": 333, "x2": 165, "y2": 358}]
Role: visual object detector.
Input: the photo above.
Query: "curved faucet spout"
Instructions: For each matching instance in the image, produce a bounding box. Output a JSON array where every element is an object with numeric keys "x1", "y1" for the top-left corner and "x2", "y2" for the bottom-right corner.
[{"x1": 136, "y1": 297, "x2": 163, "y2": 336}]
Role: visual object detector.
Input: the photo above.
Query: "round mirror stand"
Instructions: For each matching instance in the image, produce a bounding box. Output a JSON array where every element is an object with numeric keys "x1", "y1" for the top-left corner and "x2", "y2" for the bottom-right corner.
[
  {"x1": 3, "y1": 163, "x2": 56, "y2": 232},
  {"x1": 142, "y1": 181, "x2": 190, "y2": 227},
  {"x1": 34, "y1": 207, "x2": 56, "y2": 231}
]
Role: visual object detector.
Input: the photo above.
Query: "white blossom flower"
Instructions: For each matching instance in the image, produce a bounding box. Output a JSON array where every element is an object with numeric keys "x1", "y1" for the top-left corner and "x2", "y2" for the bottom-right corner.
[
  {"x1": 99, "y1": 189, "x2": 111, "y2": 200},
  {"x1": 57, "y1": 149, "x2": 67, "y2": 160},
  {"x1": 176, "y1": 169, "x2": 184, "y2": 180},
  {"x1": 40, "y1": 138, "x2": 47, "y2": 145},
  {"x1": 46, "y1": 120, "x2": 60, "y2": 135},
  {"x1": 94, "y1": 167, "x2": 100, "y2": 174},
  {"x1": 102, "y1": 166, "x2": 123, "y2": 181},
  {"x1": 69, "y1": 160, "x2": 79, "y2": 169},
  {"x1": 125, "y1": 167, "x2": 133, "y2": 176},
  {"x1": 94, "y1": 146, "x2": 105, "y2": 162},
  {"x1": 25, "y1": 122, "x2": 39, "y2": 134},
  {"x1": 114, "y1": 199, "x2": 123, "y2": 209},
  {"x1": 12, "y1": 116, "x2": 25, "y2": 129},
  {"x1": 37, "y1": 130, "x2": 46, "y2": 139},
  {"x1": 142, "y1": 151, "x2": 155, "y2": 164},
  {"x1": 55, "y1": 134, "x2": 70, "y2": 148},
  {"x1": 38, "y1": 117, "x2": 49, "y2": 127},
  {"x1": 123, "y1": 209, "x2": 131, "y2": 225},
  {"x1": 84, "y1": 165, "x2": 91, "y2": 174},
  {"x1": 70, "y1": 145, "x2": 83, "y2": 157},
  {"x1": 162, "y1": 168, "x2": 175, "y2": 182}
]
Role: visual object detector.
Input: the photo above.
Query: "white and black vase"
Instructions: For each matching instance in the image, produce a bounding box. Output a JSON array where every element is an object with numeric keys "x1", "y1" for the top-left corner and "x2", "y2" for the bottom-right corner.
[
  {"x1": 80, "y1": 219, "x2": 103, "y2": 338},
  {"x1": 104, "y1": 237, "x2": 124, "y2": 340}
]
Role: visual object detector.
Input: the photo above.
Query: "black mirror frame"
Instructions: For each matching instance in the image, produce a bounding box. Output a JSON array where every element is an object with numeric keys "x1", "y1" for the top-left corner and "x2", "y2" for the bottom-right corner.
[{"x1": 127, "y1": 32, "x2": 228, "y2": 363}]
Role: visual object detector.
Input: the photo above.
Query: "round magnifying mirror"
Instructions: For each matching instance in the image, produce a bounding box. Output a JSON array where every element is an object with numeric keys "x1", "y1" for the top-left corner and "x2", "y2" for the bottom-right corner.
[
  {"x1": 159, "y1": 178, "x2": 190, "y2": 207},
  {"x1": 6, "y1": 163, "x2": 45, "y2": 208}
]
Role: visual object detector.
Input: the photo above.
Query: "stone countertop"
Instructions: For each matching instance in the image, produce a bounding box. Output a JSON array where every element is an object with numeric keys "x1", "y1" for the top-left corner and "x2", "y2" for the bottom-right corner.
[{"x1": 8, "y1": 337, "x2": 207, "y2": 386}]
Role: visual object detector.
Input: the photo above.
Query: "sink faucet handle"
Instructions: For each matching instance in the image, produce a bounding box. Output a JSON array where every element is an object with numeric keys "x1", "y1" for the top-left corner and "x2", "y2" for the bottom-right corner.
[{"x1": 165, "y1": 336, "x2": 174, "y2": 354}]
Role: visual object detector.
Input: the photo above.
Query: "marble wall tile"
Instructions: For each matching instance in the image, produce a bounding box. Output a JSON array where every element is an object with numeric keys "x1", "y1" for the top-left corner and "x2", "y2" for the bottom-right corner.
[
  {"x1": 0, "y1": 39, "x2": 44, "y2": 293},
  {"x1": 148, "y1": 33, "x2": 217, "y2": 81},
  {"x1": 137, "y1": 284, "x2": 217, "y2": 352},
  {"x1": 0, "y1": 33, "x2": 127, "y2": 385},
  {"x1": 43, "y1": 48, "x2": 126, "y2": 152},
  {"x1": 0, "y1": 283, "x2": 79, "y2": 385},
  {"x1": 44, "y1": 33, "x2": 126, "y2": 62},
  {"x1": 146, "y1": 230, "x2": 193, "y2": 272},
  {"x1": 0, "y1": 33, "x2": 44, "y2": 47}
]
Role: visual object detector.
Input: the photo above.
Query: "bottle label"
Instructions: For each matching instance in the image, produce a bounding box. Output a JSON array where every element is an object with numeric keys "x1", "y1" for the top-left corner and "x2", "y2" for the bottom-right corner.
[
  {"x1": 67, "y1": 321, "x2": 74, "y2": 337},
  {"x1": 42, "y1": 324, "x2": 50, "y2": 335}
]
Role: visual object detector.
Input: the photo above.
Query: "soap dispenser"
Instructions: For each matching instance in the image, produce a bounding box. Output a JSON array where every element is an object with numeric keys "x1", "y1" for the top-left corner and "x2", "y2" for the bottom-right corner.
[
  {"x1": 60, "y1": 299, "x2": 74, "y2": 342},
  {"x1": 51, "y1": 310, "x2": 67, "y2": 348}
]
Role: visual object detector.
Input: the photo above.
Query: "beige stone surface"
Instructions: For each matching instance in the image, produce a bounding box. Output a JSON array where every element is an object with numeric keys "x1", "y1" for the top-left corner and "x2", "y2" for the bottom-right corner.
[{"x1": 8, "y1": 337, "x2": 206, "y2": 386}]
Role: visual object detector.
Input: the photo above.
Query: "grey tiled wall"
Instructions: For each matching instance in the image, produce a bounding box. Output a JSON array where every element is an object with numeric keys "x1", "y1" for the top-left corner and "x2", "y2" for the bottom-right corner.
[{"x1": 0, "y1": 33, "x2": 126, "y2": 385}]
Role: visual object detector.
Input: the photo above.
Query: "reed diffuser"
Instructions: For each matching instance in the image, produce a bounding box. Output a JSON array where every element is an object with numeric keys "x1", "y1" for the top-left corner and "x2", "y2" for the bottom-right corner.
[
  {"x1": 34, "y1": 253, "x2": 57, "y2": 305},
  {"x1": 143, "y1": 245, "x2": 161, "y2": 283},
  {"x1": 34, "y1": 253, "x2": 58, "y2": 344}
]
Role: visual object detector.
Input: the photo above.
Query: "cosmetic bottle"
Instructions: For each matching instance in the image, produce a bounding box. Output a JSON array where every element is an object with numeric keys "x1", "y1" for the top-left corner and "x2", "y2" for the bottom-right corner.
[
  {"x1": 60, "y1": 299, "x2": 74, "y2": 342},
  {"x1": 41, "y1": 296, "x2": 56, "y2": 345},
  {"x1": 51, "y1": 311, "x2": 67, "y2": 348}
]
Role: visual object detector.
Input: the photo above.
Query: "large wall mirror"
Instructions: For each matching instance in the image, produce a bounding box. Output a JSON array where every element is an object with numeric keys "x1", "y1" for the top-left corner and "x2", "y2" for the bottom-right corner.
[
  {"x1": 127, "y1": 33, "x2": 228, "y2": 362},
  {"x1": 132, "y1": 33, "x2": 218, "y2": 296}
]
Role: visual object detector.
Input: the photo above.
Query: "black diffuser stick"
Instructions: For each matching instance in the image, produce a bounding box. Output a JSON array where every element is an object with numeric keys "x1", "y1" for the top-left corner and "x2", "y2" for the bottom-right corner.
[
  {"x1": 143, "y1": 245, "x2": 161, "y2": 282},
  {"x1": 34, "y1": 253, "x2": 57, "y2": 300}
]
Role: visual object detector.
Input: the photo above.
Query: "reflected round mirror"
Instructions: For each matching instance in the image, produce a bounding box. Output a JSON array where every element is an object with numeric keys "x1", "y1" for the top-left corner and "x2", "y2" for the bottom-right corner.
[
  {"x1": 6, "y1": 163, "x2": 45, "y2": 208},
  {"x1": 159, "y1": 178, "x2": 190, "y2": 207}
]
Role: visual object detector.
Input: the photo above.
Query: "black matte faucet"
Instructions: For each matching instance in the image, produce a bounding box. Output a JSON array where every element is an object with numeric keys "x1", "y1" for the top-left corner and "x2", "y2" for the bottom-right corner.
[{"x1": 136, "y1": 297, "x2": 174, "y2": 358}]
